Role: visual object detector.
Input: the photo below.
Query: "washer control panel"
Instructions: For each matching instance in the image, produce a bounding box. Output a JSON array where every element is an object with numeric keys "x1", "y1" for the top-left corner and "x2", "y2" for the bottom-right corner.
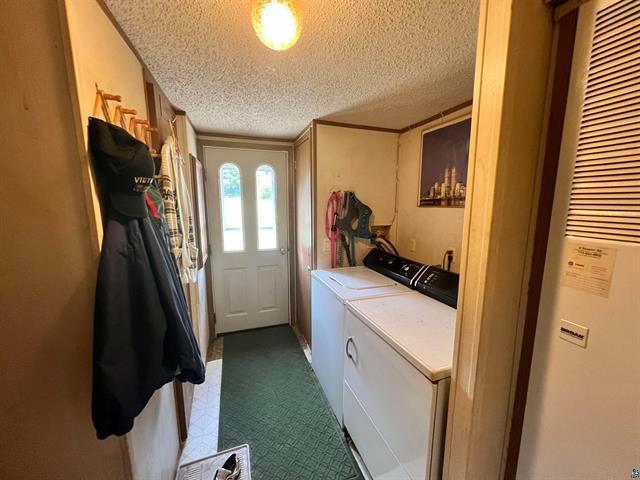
[
  {"x1": 415, "y1": 266, "x2": 459, "y2": 308},
  {"x1": 363, "y1": 249, "x2": 425, "y2": 288}
]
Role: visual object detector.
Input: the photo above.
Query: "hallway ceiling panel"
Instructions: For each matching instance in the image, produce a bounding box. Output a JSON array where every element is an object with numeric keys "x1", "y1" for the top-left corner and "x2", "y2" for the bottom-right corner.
[{"x1": 104, "y1": 0, "x2": 479, "y2": 138}]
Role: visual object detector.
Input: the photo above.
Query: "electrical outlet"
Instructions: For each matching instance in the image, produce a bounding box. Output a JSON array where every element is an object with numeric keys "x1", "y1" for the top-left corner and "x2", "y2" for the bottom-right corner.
[
  {"x1": 444, "y1": 247, "x2": 456, "y2": 270},
  {"x1": 409, "y1": 238, "x2": 416, "y2": 252}
]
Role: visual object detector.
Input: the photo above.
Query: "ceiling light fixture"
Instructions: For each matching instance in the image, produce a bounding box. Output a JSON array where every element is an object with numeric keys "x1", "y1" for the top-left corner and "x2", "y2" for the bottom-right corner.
[{"x1": 252, "y1": 0, "x2": 302, "y2": 51}]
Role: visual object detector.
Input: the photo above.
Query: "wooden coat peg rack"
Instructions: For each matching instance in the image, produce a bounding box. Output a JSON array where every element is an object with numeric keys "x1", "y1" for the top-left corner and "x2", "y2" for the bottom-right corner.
[
  {"x1": 129, "y1": 118, "x2": 150, "y2": 141},
  {"x1": 92, "y1": 84, "x2": 121, "y2": 124},
  {"x1": 92, "y1": 84, "x2": 162, "y2": 175},
  {"x1": 113, "y1": 106, "x2": 137, "y2": 130},
  {"x1": 144, "y1": 126, "x2": 159, "y2": 151}
]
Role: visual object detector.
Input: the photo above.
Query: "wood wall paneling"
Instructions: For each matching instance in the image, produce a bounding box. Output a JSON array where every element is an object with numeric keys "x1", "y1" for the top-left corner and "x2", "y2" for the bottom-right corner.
[
  {"x1": 144, "y1": 71, "x2": 175, "y2": 152},
  {"x1": 443, "y1": 0, "x2": 554, "y2": 477},
  {"x1": 0, "y1": 1, "x2": 130, "y2": 477},
  {"x1": 142, "y1": 78, "x2": 194, "y2": 444},
  {"x1": 294, "y1": 134, "x2": 314, "y2": 344}
]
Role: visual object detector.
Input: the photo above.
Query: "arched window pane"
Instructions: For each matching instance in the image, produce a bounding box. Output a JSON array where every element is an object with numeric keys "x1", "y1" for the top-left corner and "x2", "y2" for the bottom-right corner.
[
  {"x1": 219, "y1": 163, "x2": 244, "y2": 251},
  {"x1": 256, "y1": 165, "x2": 277, "y2": 250}
]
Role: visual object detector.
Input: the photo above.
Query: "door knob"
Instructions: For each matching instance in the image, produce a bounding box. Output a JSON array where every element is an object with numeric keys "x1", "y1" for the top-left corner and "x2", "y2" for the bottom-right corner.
[{"x1": 280, "y1": 247, "x2": 289, "y2": 255}]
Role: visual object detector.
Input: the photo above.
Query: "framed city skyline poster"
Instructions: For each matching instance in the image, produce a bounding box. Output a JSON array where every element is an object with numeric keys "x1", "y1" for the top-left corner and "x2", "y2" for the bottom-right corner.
[{"x1": 418, "y1": 116, "x2": 472, "y2": 207}]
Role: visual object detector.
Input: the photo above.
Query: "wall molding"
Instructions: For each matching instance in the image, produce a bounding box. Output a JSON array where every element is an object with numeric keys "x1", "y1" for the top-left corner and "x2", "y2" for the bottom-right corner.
[
  {"x1": 400, "y1": 100, "x2": 474, "y2": 134},
  {"x1": 313, "y1": 119, "x2": 401, "y2": 134},
  {"x1": 300, "y1": 101, "x2": 475, "y2": 140},
  {"x1": 197, "y1": 132, "x2": 294, "y2": 146},
  {"x1": 294, "y1": 122, "x2": 313, "y2": 145}
]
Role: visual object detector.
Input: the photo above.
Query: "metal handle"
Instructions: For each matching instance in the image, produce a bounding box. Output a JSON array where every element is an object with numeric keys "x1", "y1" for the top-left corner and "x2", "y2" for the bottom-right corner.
[
  {"x1": 280, "y1": 247, "x2": 289, "y2": 255},
  {"x1": 345, "y1": 337, "x2": 355, "y2": 360}
]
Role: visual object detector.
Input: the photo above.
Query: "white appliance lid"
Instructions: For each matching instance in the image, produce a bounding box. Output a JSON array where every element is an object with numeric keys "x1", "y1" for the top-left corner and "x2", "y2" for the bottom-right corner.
[
  {"x1": 346, "y1": 292, "x2": 457, "y2": 382},
  {"x1": 311, "y1": 266, "x2": 411, "y2": 302},
  {"x1": 328, "y1": 268, "x2": 397, "y2": 290}
]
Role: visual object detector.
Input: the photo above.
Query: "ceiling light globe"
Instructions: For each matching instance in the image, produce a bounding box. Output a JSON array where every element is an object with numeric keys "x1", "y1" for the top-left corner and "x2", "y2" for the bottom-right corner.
[{"x1": 252, "y1": 0, "x2": 302, "y2": 51}]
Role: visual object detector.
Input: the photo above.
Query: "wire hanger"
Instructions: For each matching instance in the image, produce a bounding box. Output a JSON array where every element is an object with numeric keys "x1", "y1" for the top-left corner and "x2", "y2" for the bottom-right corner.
[{"x1": 167, "y1": 116, "x2": 186, "y2": 161}]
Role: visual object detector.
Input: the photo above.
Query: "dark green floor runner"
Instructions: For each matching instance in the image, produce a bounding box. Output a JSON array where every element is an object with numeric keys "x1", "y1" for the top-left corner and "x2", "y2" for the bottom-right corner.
[{"x1": 218, "y1": 325, "x2": 363, "y2": 480}]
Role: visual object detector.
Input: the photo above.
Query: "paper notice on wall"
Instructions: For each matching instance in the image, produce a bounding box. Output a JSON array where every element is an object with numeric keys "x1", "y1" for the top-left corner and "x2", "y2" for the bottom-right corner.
[{"x1": 561, "y1": 240, "x2": 617, "y2": 298}]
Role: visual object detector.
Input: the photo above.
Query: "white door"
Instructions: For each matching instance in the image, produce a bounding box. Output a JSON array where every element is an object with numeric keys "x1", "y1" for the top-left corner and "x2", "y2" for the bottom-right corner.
[
  {"x1": 518, "y1": 1, "x2": 640, "y2": 478},
  {"x1": 203, "y1": 146, "x2": 290, "y2": 333}
]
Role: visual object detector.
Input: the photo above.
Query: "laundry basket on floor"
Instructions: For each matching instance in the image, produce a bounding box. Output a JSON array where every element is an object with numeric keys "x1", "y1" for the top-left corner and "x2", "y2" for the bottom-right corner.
[{"x1": 177, "y1": 444, "x2": 251, "y2": 480}]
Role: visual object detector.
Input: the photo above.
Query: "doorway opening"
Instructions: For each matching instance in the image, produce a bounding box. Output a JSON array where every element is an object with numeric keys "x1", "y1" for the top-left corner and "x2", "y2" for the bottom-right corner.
[{"x1": 203, "y1": 146, "x2": 291, "y2": 334}]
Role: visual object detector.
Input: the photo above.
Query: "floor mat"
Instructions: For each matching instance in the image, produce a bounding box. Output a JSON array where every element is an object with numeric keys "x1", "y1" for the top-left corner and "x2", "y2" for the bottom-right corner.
[{"x1": 218, "y1": 325, "x2": 363, "y2": 480}]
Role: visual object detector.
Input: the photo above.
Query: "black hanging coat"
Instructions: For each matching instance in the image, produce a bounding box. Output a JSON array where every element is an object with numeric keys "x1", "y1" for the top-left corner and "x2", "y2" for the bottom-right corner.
[{"x1": 89, "y1": 118, "x2": 204, "y2": 439}]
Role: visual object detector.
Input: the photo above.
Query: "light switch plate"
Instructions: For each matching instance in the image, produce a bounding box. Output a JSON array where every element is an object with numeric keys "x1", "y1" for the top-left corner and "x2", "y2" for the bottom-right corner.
[
  {"x1": 409, "y1": 238, "x2": 416, "y2": 252},
  {"x1": 559, "y1": 319, "x2": 589, "y2": 348},
  {"x1": 323, "y1": 238, "x2": 331, "y2": 253}
]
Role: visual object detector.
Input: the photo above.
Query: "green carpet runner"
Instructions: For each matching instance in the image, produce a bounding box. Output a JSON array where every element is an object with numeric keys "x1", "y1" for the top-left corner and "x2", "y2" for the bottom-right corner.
[{"x1": 218, "y1": 325, "x2": 363, "y2": 480}]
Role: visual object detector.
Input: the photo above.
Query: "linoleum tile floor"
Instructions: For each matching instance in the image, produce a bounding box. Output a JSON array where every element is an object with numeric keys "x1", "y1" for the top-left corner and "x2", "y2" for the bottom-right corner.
[
  {"x1": 178, "y1": 330, "x2": 371, "y2": 479},
  {"x1": 179, "y1": 338, "x2": 224, "y2": 465}
]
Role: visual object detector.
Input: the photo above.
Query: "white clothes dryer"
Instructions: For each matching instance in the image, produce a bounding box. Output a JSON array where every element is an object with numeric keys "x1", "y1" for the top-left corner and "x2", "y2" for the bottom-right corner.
[{"x1": 343, "y1": 292, "x2": 457, "y2": 480}]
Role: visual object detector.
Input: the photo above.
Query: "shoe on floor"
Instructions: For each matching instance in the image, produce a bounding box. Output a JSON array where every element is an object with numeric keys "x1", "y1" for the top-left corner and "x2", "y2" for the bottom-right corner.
[{"x1": 214, "y1": 453, "x2": 241, "y2": 480}]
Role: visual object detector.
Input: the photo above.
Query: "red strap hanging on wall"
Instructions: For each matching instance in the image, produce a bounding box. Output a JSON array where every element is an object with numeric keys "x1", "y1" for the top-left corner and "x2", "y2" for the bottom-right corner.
[{"x1": 325, "y1": 191, "x2": 343, "y2": 268}]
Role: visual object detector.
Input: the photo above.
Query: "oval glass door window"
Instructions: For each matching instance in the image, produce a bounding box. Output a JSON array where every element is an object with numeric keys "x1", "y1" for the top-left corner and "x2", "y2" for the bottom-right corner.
[
  {"x1": 219, "y1": 163, "x2": 244, "y2": 251},
  {"x1": 256, "y1": 165, "x2": 277, "y2": 250}
]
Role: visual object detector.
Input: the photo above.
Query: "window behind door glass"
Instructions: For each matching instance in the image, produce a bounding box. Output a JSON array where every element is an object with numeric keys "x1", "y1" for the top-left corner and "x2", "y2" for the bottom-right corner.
[
  {"x1": 256, "y1": 165, "x2": 277, "y2": 250},
  {"x1": 219, "y1": 163, "x2": 244, "y2": 252}
]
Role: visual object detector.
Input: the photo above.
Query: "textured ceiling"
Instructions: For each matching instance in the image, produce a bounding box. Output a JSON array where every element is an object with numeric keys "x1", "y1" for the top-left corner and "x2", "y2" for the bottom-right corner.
[{"x1": 104, "y1": 0, "x2": 479, "y2": 138}]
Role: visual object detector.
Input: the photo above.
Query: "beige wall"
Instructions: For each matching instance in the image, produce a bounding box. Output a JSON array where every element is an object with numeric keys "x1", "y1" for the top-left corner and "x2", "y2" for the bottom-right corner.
[
  {"x1": 65, "y1": 0, "x2": 147, "y2": 243},
  {"x1": 0, "y1": 1, "x2": 128, "y2": 478},
  {"x1": 128, "y1": 387, "x2": 179, "y2": 480},
  {"x1": 394, "y1": 107, "x2": 472, "y2": 271},
  {"x1": 64, "y1": 1, "x2": 180, "y2": 479},
  {"x1": 314, "y1": 118, "x2": 469, "y2": 271},
  {"x1": 315, "y1": 124, "x2": 399, "y2": 268}
]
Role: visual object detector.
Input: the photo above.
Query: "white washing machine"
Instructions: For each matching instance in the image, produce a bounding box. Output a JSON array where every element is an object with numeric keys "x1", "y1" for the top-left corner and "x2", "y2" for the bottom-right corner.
[{"x1": 311, "y1": 266, "x2": 412, "y2": 423}]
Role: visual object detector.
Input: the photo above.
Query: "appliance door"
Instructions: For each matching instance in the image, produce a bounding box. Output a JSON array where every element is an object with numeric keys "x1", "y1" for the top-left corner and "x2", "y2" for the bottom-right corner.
[
  {"x1": 344, "y1": 309, "x2": 439, "y2": 479},
  {"x1": 311, "y1": 275, "x2": 345, "y2": 422},
  {"x1": 343, "y1": 382, "x2": 409, "y2": 480}
]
